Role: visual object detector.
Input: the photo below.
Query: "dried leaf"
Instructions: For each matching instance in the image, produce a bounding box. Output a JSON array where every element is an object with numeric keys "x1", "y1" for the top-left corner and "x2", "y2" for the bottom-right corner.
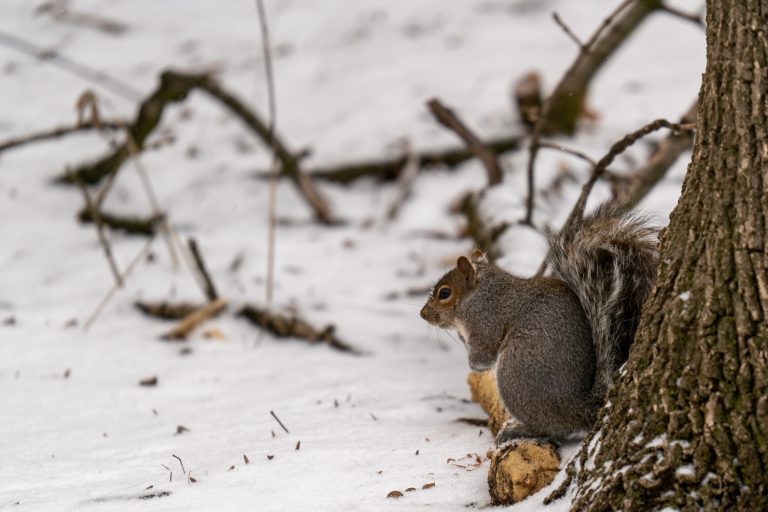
[
  {"x1": 139, "y1": 376, "x2": 158, "y2": 387},
  {"x1": 387, "y1": 491, "x2": 403, "y2": 498},
  {"x1": 422, "y1": 482, "x2": 436, "y2": 490}
]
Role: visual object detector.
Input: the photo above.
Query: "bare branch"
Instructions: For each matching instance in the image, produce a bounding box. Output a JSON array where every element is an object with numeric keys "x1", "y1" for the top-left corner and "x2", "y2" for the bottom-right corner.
[
  {"x1": 0, "y1": 30, "x2": 141, "y2": 101},
  {"x1": 427, "y1": 98, "x2": 504, "y2": 186},
  {"x1": 187, "y1": 238, "x2": 219, "y2": 302},
  {"x1": 660, "y1": 4, "x2": 704, "y2": 26},
  {"x1": 0, "y1": 122, "x2": 121, "y2": 155},
  {"x1": 552, "y1": 12, "x2": 587, "y2": 50},
  {"x1": 538, "y1": 141, "x2": 597, "y2": 167}
]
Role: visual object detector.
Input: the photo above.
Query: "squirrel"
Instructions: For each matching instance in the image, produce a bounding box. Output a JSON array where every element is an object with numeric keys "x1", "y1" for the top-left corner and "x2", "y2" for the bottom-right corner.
[{"x1": 420, "y1": 204, "x2": 658, "y2": 444}]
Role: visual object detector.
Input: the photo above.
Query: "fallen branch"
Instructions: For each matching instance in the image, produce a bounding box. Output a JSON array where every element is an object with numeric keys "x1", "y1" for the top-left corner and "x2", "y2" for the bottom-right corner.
[
  {"x1": 252, "y1": 136, "x2": 521, "y2": 184},
  {"x1": 62, "y1": 70, "x2": 335, "y2": 224},
  {"x1": 0, "y1": 121, "x2": 121, "y2": 156},
  {"x1": 134, "y1": 301, "x2": 201, "y2": 320},
  {"x1": 78, "y1": 208, "x2": 164, "y2": 236},
  {"x1": 427, "y1": 98, "x2": 504, "y2": 186},
  {"x1": 237, "y1": 304, "x2": 360, "y2": 354},
  {"x1": 161, "y1": 298, "x2": 227, "y2": 341}
]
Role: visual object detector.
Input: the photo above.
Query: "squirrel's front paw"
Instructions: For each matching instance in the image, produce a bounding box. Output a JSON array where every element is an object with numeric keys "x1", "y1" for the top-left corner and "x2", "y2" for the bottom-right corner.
[{"x1": 494, "y1": 421, "x2": 559, "y2": 449}]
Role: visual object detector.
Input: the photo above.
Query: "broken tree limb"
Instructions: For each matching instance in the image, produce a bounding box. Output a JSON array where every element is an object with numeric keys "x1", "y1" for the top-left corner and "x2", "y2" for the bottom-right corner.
[
  {"x1": 161, "y1": 298, "x2": 227, "y2": 341},
  {"x1": 467, "y1": 371, "x2": 562, "y2": 506},
  {"x1": 62, "y1": 70, "x2": 335, "y2": 224},
  {"x1": 237, "y1": 304, "x2": 360, "y2": 354},
  {"x1": 426, "y1": 98, "x2": 504, "y2": 186}
]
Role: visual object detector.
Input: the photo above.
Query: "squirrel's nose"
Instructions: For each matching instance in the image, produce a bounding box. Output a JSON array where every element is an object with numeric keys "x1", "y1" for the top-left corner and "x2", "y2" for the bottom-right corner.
[{"x1": 419, "y1": 306, "x2": 427, "y2": 320}]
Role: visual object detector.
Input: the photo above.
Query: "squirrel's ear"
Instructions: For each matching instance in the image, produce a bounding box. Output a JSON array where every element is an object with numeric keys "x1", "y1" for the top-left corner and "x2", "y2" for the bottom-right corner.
[
  {"x1": 470, "y1": 249, "x2": 488, "y2": 265},
  {"x1": 456, "y1": 256, "x2": 477, "y2": 288}
]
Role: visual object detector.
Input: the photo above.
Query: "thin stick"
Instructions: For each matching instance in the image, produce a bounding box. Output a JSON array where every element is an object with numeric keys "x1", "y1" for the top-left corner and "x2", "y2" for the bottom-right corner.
[
  {"x1": 84, "y1": 232, "x2": 157, "y2": 330},
  {"x1": 187, "y1": 238, "x2": 219, "y2": 302},
  {"x1": 0, "y1": 30, "x2": 141, "y2": 101},
  {"x1": 161, "y1": 298, "x2": 228, "y2": 341},
  {"x1": 538, "y1": 141, "x2": 597, "y2": 167},
  {"x1": 660, "y1": 4, "x2": 704, "y2": 26},
  {"x1": 255, "y1": 0, "x2": 279, "y2": 310},
  {"x1": 270, "y1": 410, "x2": 290, "y2": 434},
  {"x1": 71, "y1": 172, "x2": 122, "y2": 286},
  {"x1": 552, "y1": 12, "x2": 587, "y2": 50},
  {"x1": 0, "y1": 122, "x2": 121, "y2": 155},
  {"x1": 384, "y1": 140, "x2": 420, "y2": 221},
  {"x1": 172, "y1": 454, "x2": 186, "y2": 475},
  {"x1": 427, "y1": 98, "x2": 504, "y2": 186}
]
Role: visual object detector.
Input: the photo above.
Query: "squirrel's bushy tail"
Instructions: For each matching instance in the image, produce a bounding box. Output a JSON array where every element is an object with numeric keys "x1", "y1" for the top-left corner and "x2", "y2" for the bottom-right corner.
[{"x1": 546, "y1": 204, "x2": 659, "y2": 402}]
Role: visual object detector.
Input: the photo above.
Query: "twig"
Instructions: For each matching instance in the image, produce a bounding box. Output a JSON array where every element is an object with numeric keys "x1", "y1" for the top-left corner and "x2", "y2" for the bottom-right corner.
[
  {"x1": 427, "y1": 98, "x2": 504, "y2": 186},
  {"x1": 384, "y1": 140, "x2": 419, "y2": 221},
  {"x1": 563, "y1": 118, "x2": 692, "y2": 228},
  {"x1": 70, "y1": 172, "x2": 122, "y2": 286},
  {"x1": 538, "y1": 141, "x2": 597, "y2": 167},
  {"x1": 535, "y1": 118, "x2": 694, "y2": 276},
  {"x1": 172, "y1": 454, "x2": 186, "y2": 475},
  {"x1": 84, "y1": 232, "x2": 157, "y2": 330},
  {"x1": 270, "y1": 410, "x2": 290, "y2": 434},
  {"x1": 612, "y1": 100, "x2": 697, "y2": 213},
  {"x1": 255, "y1": 0, "x2": 279, "y2": 310},
  {"x1": 0, "y1": 121, "x2": 121, "y2": 155},
  {"x1": 161, "y1": 298, "x2": 227, "y2": 341},
  {"x1": 552, "y1": 12, "x2": 587, "y2": 50},
  {"x1": 660, "y1": 4, "x2": 704, "y2": 26},
  {"x1": 237, "y1": 304, "x2": 360, "y2": 354},
  {"x1": 0, "y1": 30, "x2": 141, "y2": 101},
  {"x1": 524, "y1": 0, "x2": 661, "y2": 224},
  {"x1": 187, "y1": 238, "x2": 219, "y2": 302}
]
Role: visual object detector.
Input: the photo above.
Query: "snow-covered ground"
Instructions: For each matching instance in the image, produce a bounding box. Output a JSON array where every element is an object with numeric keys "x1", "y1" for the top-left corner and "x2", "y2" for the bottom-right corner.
[{"x1": 0, "y1": 1, "x2": 703, "y2": 510}]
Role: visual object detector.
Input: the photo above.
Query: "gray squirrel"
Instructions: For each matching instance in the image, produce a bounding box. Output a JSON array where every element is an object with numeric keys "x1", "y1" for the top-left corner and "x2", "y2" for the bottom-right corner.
[{"x1": 420, "y1": 205, "x2": 658, "y2": 444}]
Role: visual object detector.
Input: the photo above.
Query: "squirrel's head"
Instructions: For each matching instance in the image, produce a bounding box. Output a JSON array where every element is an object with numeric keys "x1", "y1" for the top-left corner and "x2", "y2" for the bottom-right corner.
[{"x1": 420, "y1": 250, "x2": 487, "y2": 329}]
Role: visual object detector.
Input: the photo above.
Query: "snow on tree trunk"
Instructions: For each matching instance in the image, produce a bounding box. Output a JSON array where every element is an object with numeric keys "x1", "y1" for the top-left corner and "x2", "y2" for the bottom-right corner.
[{"x1": 567, "y1": 0, "x2": 768, "y2": 509}]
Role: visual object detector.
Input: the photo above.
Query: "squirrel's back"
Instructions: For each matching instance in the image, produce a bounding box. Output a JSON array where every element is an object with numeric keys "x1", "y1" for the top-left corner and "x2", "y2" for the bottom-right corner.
[{"x1": 546, "y1": 204, "x2": 658, "y2": 401}]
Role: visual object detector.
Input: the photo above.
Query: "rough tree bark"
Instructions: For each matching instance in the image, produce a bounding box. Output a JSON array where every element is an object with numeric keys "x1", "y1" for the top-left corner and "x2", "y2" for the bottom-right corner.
[{"x1": 566, "y1": 1, "x2": 768, "y2": 510}]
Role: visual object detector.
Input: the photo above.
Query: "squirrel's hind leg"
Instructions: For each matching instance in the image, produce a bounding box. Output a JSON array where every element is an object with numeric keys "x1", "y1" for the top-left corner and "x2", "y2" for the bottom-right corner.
[{"x1": 494, "y1": 419, "x2": 561, "y2": 448}]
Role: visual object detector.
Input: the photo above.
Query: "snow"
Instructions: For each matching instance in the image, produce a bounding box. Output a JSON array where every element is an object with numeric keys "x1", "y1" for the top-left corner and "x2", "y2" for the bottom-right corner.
[
  {"x1": 679, "y1": 291, "x2": 691, "y2": 301},
  {"x1": 675, "y1": 464, "x2": 695, "y2": 477},
  {"x1": 0, "y1": 0, "x2": 704, "y2": 510}
]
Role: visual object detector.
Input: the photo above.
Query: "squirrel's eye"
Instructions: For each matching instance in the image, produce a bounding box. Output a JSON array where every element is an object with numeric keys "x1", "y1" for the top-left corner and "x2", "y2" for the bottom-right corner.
[{"x1": 438, "y1": 287, "x2": 451, "y2": 300}]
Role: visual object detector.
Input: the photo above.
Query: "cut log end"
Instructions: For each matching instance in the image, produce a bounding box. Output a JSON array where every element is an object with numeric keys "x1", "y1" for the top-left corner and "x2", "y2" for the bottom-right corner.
[{"x1": 488, "y1": 440, "x2": 561, "y2": 505}]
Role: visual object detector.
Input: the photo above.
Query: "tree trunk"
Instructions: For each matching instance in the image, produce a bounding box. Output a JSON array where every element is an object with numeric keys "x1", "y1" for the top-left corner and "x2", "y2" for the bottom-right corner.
[{"x1": 568, "y1": 1, "x2": 768, "y2": 510}]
